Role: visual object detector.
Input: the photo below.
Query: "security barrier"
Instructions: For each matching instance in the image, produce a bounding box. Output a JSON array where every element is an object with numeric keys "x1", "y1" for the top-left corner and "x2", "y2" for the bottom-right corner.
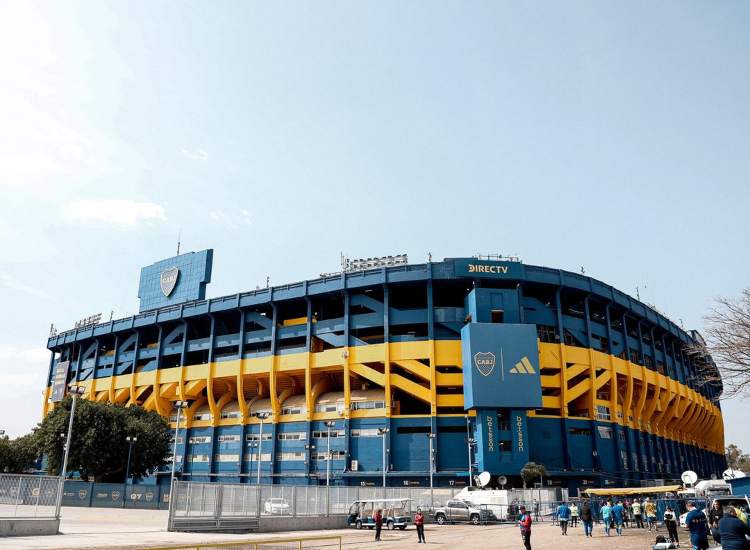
[
  {"x1": 142, "y1": 535, "x2": 342, "y2": 549},
  {"x1": 61, "y1": 480, "x2": 171, "y2": 509},
  {"x1": 0, "y1": 474, "x2": 61, "y2": 519}
]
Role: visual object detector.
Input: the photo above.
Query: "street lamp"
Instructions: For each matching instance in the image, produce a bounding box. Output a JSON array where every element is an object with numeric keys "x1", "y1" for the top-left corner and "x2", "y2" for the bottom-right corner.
[
  {"x1": 427, "y1": 433, "x2": 436, "y2": 508},
  {"x1": 54, "y1": 384, "x2": 85, "y2": 518},
  {"x1": 324, "y1": 421, "x2": 336, "y2": 487},
  {"x1": 170, "y1": 400, "x2": 190, "y2": 499},
  {"x1": 466, "y1": 414, "x2": 474, "y2": 487},
  {"x1": 377, "y1": 427, "x2": 389, "y2": 492},
  {"x1": 125, "y1": 436, "x2": 138, "y2": 483},
  {"x1": 253, "y1": 411, "x2": 271, "y2": 485}
]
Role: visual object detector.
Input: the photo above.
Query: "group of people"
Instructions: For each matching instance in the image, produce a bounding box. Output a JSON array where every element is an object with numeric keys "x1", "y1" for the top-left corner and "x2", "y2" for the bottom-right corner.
[
  {"x1": 684, "y1": 500, "x2": 750, "y2": 550},
  {"x1": 368, "y1": 507, "x2": 427, "y2": 544}
]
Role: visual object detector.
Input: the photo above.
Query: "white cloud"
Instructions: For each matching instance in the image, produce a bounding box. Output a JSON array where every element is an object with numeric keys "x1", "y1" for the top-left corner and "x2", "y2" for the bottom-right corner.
[
  {"x1": 62, "y1": 199, "x2": 167, "y2": 228},
  {"x1": 208, "y1": 209, "x2": 252, "y2": 230},
  {"x1": 0, "y1": 273, "x2": 51, "y2": 300},
  {"x1": 181, "y1": 148, "x2": 209, "y2": 161}
]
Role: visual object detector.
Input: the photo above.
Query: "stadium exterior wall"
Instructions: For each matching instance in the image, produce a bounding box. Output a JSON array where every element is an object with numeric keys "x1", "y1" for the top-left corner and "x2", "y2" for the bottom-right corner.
[{"x1": 43, "y1": 257, "x2": 725, "y2": 493}]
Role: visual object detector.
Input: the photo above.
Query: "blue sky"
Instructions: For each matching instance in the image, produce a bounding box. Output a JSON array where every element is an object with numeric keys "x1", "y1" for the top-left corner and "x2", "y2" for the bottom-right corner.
[{"x1": 0, "y1": 2, "x2": 748, "y2": 454}]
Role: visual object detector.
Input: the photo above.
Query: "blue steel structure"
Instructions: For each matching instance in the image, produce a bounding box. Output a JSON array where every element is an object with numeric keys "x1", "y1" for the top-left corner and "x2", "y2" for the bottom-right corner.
[{"x1": 44, "y1": 256, "x2": 725, "y2": 493}]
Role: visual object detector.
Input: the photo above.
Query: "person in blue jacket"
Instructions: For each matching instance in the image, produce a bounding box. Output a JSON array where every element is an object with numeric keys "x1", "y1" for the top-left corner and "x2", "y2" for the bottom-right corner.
[
  {"x1": 611, "y1": 500, "x2": 625, "y2": 536},
  {"x1": 718, "y1": 507, "x2": 750, "y2": 550},
  {"x1": 685, "y1": 501, "x2": 710, "y2": 550},
  {"x1": 556, "y1": 501, "x2": 571, "y2": 535},
  {"x1": 600, "y1": 500, "x2": 613, "y2": 537}
]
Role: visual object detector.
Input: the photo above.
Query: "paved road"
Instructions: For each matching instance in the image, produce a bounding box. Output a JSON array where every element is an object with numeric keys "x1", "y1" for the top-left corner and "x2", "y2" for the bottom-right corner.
[{"x1": 0, "y1": 507, "x2": 686, "y2": 549}]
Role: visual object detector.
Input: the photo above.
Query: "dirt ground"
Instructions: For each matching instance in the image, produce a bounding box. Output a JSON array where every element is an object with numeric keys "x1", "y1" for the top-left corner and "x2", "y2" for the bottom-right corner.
[{"x1": 0, "y1": 507, "x2": 690, "y2": 549}]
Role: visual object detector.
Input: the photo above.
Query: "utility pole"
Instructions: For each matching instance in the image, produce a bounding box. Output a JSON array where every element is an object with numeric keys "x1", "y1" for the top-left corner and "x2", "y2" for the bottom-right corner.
[
  {"x1": 378, "y1": 428, "x2": 390, "y2": 496},
  {"x1": 427, "y1": 433, "x2": 435, "y2": 509},
  {"x1": 54, "y1": 385, "x2": 85, "y2": 519},
  {"x1": 254, "y1": 412, "x2": 271, "y2": 485},
  {"x1": 170, "y1": 400, "x2": 190, "y2": 502},
  {"x1": 125, "y1": 435, "x2": 138, "y2": 483}
]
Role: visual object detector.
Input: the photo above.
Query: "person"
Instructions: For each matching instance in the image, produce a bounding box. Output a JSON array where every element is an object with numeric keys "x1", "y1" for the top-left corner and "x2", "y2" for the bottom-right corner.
[
  {"x1": 663, "y1": 506, "x2": 679, "y2": 544},
  {"x1": 612, "y1": 500, "x2": 625, "y2": 536},
  {"x1": 708, "y1": 500, "x2": 724, "y2": 542},
  {"x1": 414, "y1": 507, "x2": 425, "y2": 544},
  {"x1": 685, "y1": 501, "x2": 709, "y2": 550},
  {"x1": 645, "y1": 498, "x2": 658, "y2": 532},
  {"x1": 570, "y1": 502, "x2": 579, "y2": 527},
  {"x1": 601, "y1": 500, "x2": 613, "y2": 536},
  {"x1": 557, "y1": 501, "x2": 571, "y2": 535},
  {"x1": 580, "y1": 501, "x2": 594, "y2": 537},
  {"x1": 622, "y1": 501, "x2": 630, "y2": 528},
  {"x1": 518, "y1": 504, "x2": 532, "y2": 550},
  {"x1": 718, "y1": 507, "x2": 750, "y2": 550},
  {"x1": 374, "y1": 508, "x2": 383, "y2": 542},
  {"x1": 632, "y1": 499, "x2": 644, "y2": 528}
]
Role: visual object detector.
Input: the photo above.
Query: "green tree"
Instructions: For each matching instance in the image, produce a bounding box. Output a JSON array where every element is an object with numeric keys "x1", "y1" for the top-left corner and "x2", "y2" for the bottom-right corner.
[
  {"x1": 726, "y1": 444, "x2": 750, "y2": 473},
  {"x1": 520, "y1": 462, "x2": 548, "y2": 489},
  {"x1": 0, "y1": 433, "x2": 41, "y2": 473},
  {"x1": 35, "y1": 397, "x2": 172, "y2": 482}
]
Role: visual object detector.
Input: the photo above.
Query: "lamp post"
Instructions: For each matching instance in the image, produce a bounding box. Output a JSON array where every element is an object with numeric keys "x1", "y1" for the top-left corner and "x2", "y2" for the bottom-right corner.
[
  {"x1": 377, "y1": 427, "x2": 389, "y2": 494},
  {"x1": 253, "y1": 412, "x2": 271, "y2": 485},
  {"x1": 324, "y1": 421, "x2": 335, "y2": 487},
  {"x1": 125, "y1": 436, "x2": 138, "y2": 483},
  {"x1": 466, "y1": 414, "x2": 474, "y2": 487},
  {"x1": 427, "y1": 433, "x2": 435, "y2": 509},
  {"x1": 170, "y1": 400, "x2": 190, "y2": 501},
  {"x1": 54, "y1": 384, "x2": 85, "y2": 518}
]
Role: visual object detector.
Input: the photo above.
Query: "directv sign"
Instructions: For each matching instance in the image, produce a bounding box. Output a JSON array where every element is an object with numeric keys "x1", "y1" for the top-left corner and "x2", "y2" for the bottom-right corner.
[
  {"x1": 461, "y1": 323, "x2": 542, "y2": 410},
  {"x1": 137, "y1": 250, "x2": 213, "y2": 312},
  {"x1": 454, "y1": 258, "x2": 524, "y2": 279}
]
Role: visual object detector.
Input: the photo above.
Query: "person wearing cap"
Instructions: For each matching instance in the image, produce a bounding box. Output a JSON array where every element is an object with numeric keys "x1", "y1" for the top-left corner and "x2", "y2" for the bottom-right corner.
[
  {"x1": 685, "y1": 501, "x2": 709, "y2": 550},
  {"x1": 414, "y1": 507, "x2": 425, "y2": 544},
  {"x1": 518, "y1": 504, "x2": 532, "y2": 550}
]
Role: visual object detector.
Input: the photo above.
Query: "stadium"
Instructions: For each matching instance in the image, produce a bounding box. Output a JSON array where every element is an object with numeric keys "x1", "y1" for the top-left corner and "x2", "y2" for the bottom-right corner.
[{"x1": 43, "y1": 252, "x2": 725, "y2": 493}]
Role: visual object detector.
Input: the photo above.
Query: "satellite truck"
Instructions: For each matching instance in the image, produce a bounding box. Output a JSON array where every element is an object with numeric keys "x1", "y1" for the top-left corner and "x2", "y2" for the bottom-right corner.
[{"x1": 678, "y1": 469, "x2": 737, "y2": 498}]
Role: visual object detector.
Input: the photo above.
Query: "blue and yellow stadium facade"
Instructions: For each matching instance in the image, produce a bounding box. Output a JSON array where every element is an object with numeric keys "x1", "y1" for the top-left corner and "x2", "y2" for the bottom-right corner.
[{"x1": 44, "y1": 256, "x2": 725, "y2": 492}]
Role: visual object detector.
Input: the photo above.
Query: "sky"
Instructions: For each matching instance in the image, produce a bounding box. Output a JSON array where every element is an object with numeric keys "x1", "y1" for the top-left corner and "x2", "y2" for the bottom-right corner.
[{"x1": 0, "y1": 1, "x2": 748, "y2": 455}]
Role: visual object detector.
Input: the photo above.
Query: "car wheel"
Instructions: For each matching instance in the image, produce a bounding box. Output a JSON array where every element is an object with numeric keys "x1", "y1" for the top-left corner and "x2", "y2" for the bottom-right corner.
[
  {"x1": 355, "y1": 520, "x2": 362, "y2": 530},
  {"x1": 387, "y1": 520, "x2": 394, "y2": 530},
  {"x1": 436, "y1": 514, "x2": 446, "y2": 525},
  {"x1": 471, "y1": 514, "x2": 480, "y2": 525},
  {"x1": 399, "y1": 525, "x2": 406, "y2": 530}
]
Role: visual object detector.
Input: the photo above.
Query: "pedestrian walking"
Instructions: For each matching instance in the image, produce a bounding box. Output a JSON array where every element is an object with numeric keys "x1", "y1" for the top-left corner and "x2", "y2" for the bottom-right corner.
[
  {"x1": 685, "y1": 501, "x2": 709, "y2": 550},
  {"x1": 374, "y1": 508, "x2": 383, "y2": 542},
  {"x1": 580, "y1": 501, "x2": 594, "y2": 537},
  {"x1": 612, "y1": 500, "x2": 624, "y2": 536},
  {"x1": 414, "y1": 507, "x2": 426, "y2": 544},
  {"x1": 718, "y1": 507, "x2": 750, "y2": 550},
  {"x1": 645, "y1": 498, "x2": 658, "y2": 531},
  {"x1": 518, "y1": 504, "x2": 533, "y2": 550},
  {"x1": 557, "y1": 501, "x2": 571, "y2": 535},
  {"x1": 601, "y1": 500, "x2": 613, "y2": 537},
  {"x1": 663, "y1": 506, "x2": 679, "y2": 544},
  {"x1": 632, "y1": 499, "x2": 644, "y2": 528},
  {"x1": 570, "y1": 502, "x2": 579, "y2": 527}
]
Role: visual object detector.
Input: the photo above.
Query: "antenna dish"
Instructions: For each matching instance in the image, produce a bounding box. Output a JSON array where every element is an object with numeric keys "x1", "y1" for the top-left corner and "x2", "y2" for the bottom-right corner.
[
  {"x1": 498, "y1": 475, "x2": 508, "y2": 487},
  {"x1": 723, "y1": 468, "x2": 747, "y2": 481},
  {"x1": 681, "y1": 470, "x2": 698, "y2": 486},
  {"x1": 477, "y1": 471, "x2": 491, "y2": 487}
]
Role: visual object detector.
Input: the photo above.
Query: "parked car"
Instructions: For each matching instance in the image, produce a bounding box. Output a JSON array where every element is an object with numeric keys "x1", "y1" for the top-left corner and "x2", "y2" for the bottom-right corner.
[
  {"x1": 433, "y1": 499, "x2": 496, "y2": 525},
  {"x1": 264, "y1": 497, "x2": 291, "y2": 515},
  {"x1": 347, "y1": 498, "x2": 411, "y2": 530}
]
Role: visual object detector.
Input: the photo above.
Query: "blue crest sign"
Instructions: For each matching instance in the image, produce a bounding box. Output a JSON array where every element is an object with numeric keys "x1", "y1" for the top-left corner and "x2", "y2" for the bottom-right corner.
[
  {"x1": 474, "y1": 352, "x2": 496, "y2": 377},
  {"x1": 160, "y1": 267, "x2": 179, "y2": 297}
]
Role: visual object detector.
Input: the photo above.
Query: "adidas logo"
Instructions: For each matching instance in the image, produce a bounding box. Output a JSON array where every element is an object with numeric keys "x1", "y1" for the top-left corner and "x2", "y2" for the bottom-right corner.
[{"x1": 509, "y1": 356, "x2": 536, "y2": 375}]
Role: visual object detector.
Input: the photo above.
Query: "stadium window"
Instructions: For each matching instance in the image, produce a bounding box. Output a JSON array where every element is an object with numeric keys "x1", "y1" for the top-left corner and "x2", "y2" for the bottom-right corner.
[
  {"x1": 218, "y1": 435, "x2": 240, "y2": 443},
  {"x1": 281, "y1": 406, "x2": 303, "y2": 415},
  {"x1": 193, "y1": 412, "x2": 212, "y2": 421},
  {"x1": 499, "y1": 440, "x2": 512, "y2": 452},
  {"x1": 277, "y1": 432, "x2": 306, "y2": 441},
  {"x1": 312, "y1": 430, "x2": 344, "y2": 438},
  {"x1": 188, "y1": 454, "x2": 210, "y2": 462},
  {"x1": 568, "y1": 428, "x2": 592, "y2": 437},
  {"x1": 596, "y1": 426, "x2": 613, "y2": 439},
  {"x1": 188, "y1": 436, "x2": 212, "y2": 444},
  {"x1": 278, "y1": 452, "x2": 305, "y2": 461},
  {"x1": 351, "y1": 400, "x2": 385, "y2": 411},
  {"x1": 491, "y1": 310, "x2": 504, "y2": 323},
  {"x1": 595, "y1": 405, "x2": 611, "y2": 421},
  {"x1": 396, "y1": 426, "x2": 431, "y2": 434},
  {"x1": 246, "y1": 433, "x2": 272, "y2": 442},
  {"x1": 244, "y1": 452, "x2": 271, "y2": 461},
  {"x1": 351, "y1": 428, "x2": 380, "y2": 437},
  {"x1": 536, "y1": 325, "x2": 559, "y2": 344},
  {"x1": 220, "y1": 410, "x2": 242, "y2": 419},
  {"x1": 213, "y1": 454, "x2": 240, "y2": 462}
]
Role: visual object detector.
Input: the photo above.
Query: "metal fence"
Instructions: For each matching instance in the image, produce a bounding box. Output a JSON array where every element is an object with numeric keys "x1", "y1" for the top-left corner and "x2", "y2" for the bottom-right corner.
[
  {"x1": 168, "y1": 481, "x2": 568, "y2": 531},
  {"x1": 0, "y1": 474, "x2": 62, "y2": 519},
  {"x1": 143, "y1": 535, "x2": 342, "y2": 550}
]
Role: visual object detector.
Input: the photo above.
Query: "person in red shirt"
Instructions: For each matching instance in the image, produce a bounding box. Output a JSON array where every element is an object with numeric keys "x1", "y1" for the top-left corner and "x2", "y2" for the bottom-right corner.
[
  {"x1": 518, "y1": 504, "x2": 533, "y2": 550},
  {"x1": 374, "y1": 508, "x2": 383, "y2": 542},
  {"x1": 415, "y1": 507, "x2": 426, "y2": 543}
]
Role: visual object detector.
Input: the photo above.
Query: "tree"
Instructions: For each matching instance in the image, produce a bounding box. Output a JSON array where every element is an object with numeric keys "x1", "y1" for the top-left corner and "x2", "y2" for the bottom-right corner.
[
  {"x1": 726, "y1": 444, "x2": 750, "y2": 473},
  {"x1": 702, "y1": 288, "x2": 750, "y2": 397},
  {"x1": 520, "y1": 462, "x2": 548, "y2": 489},
  {"x1": 35, "y1": 397, "x2": 172, "y2": 482},
  {"x1": 0, "y1": 433, "x2": 40, "y2": 473}
]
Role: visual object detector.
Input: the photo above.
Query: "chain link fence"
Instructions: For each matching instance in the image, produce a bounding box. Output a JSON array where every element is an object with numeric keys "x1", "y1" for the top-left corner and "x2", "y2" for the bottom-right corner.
[{"x1": 0, "y1": 474, "x2": 62, "y2": 519}]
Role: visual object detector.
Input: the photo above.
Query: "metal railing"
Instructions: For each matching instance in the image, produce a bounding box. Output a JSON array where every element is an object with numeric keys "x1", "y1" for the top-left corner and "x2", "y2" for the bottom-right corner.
[
  {"x1": 0, "y1": 474, "x2": 62, "y2": 519},
  {"x1": 143, "y1": 535, "x2": 342, "y2": 550}
]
